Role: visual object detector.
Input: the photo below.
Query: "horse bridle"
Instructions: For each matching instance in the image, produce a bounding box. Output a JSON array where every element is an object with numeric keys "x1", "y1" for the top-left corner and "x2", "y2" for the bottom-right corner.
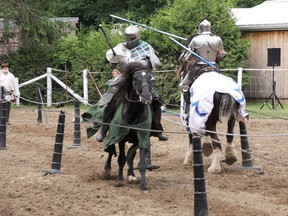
[{"x1": 126, "y1": 70, "x2": 152, "y2": 103}]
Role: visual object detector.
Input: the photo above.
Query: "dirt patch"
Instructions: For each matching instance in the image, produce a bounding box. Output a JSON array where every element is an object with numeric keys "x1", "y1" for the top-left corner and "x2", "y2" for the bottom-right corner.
[{"x1": 0, "y1": 107, "x2": 287, "y2": 216}]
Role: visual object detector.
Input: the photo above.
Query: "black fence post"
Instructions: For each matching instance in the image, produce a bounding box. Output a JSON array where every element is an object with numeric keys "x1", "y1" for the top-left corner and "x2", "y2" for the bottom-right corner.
[
  {"x1": 37, "y1": 86, "x2": 42, "y2": 123},
  {"x1": 239, "y1": 121, "x2": 261, "y2": 171},
  {"x1": 67, "y1": 99, "x2": 84, "y2": 149},
  {"x1": 0, "y1": 86, "x2": 3, "y2": 119},
  {"x1": 0, "y1": 100, "x2": 7, "y2": 150},
  {"x1": 193, "y1": 135, "x2": 208, "y2": 216},
  {"x1": 43, "y1": 111, "x2": 65, "y2": 174}
]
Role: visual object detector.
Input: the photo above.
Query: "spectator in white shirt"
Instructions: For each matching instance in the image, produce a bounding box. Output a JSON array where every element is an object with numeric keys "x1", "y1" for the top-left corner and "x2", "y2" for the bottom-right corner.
[{"x1": 0, "y1": 63, "x2": 20, "y2": 124}]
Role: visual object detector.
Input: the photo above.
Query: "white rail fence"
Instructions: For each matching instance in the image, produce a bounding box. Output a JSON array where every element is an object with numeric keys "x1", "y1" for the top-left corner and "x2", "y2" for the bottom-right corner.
[
  {"x1": 17, "y1": 67, "x2": 89, "y2": 106},
  {"x1": 15, "y1": 67, "x2": 288, "y2": 106}
]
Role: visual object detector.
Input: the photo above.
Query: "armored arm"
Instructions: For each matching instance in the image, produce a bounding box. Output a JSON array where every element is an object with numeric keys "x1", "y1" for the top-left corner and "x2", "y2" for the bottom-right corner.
[
  {"x1": 216, "y1": 38, "x2": 227, "y2": 61},
  {"x1": 106, "y1": 44, "x2": 126, "y2": 64},
  {"x1": 181, "y1": 40, "x2": 195, "y2": 62},
  {"x1": 146, "y1": 45, "x2": 161, "y2": 70}
]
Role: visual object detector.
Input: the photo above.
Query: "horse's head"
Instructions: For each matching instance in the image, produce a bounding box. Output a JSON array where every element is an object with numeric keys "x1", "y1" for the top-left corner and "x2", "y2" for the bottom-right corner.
[
  {"x1": 132, "y1": 70, "x2": 153, "y2": 104},
  {"x1": 121, "y1": 61, "x2": 153, "y2": 105}
]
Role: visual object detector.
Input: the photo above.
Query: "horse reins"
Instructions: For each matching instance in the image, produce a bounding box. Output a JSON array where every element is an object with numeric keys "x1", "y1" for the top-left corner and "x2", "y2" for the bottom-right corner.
[{"x1": 126, "y1": 93, "x2": 140, "y2": 103}]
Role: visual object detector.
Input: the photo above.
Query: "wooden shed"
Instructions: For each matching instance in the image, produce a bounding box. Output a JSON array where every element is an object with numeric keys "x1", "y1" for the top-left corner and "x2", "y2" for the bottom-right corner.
[
  {"x1": 0, "y1": 17, "x2": 79, "y2": 56},
  {"x1": 232, "y1": 0, "x2": 288, "y2": 99}
]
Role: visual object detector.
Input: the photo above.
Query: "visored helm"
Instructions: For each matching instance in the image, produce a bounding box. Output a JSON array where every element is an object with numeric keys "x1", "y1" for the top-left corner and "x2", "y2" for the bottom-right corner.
[
  {"x1": 198, "y1": 19, "x2": 211, "y2": 35},
  {"x1": 125, "y1": 25, "x2": 140, "y2": 49}
]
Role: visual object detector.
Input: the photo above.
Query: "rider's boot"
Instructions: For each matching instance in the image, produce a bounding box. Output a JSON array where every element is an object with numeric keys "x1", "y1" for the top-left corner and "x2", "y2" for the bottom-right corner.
[
  {"x1": 96, "y1": 125, "x2": 108, "y2": 142},
  {"x1": 158, "y1": 133, "x2": 168, "y2": 141}
]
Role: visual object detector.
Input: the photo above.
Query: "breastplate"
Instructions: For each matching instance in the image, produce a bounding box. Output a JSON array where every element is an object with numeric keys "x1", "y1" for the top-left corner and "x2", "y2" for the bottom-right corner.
[{"x1": 130, "y1": 41, "x2": 152, "y2": 60}]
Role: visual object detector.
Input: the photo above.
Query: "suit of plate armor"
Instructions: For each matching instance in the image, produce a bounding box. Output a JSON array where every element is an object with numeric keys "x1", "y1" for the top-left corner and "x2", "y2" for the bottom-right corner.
[
  {"x1": 179, "y1": 19, "x2": 226, "y2": 92},
  {"x1": 97, "y1": 25, "x2": 168, "y2": 142}
]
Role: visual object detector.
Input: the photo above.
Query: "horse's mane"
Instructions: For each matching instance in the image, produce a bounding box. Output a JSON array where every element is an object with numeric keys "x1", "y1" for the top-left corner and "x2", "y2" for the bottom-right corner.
[
  {"x1": 117, "y1": 61, "x2": 151, "y2": 95},
  {"x1": 122, "y1": 60, "x2": 152, "y2": 77}
]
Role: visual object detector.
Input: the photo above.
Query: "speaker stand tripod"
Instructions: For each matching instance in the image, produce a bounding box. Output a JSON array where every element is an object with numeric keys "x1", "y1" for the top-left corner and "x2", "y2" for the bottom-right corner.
[{"x1": 260, "y1": 66, "x2": 284, "y2": 110}]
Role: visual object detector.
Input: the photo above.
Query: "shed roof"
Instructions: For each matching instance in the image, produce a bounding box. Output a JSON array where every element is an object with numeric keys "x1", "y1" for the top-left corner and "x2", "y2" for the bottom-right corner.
[
  {"x1": 50, "y1": 17, "x2": 79, "y2": 23},
  {"x1": 231, "y1": 0, "x2": 288, "y2": 31},
  {"x1": 0, "y1": 17, "x2": 79, "y2": 30}
]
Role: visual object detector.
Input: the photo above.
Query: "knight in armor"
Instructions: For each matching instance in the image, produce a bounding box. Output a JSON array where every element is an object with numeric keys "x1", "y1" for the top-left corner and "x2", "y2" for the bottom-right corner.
[
  {"x1": 178, "y1": 19, "x2": 227, "y2": 92},
  {"x1": 96, "y1": 25, "x2": 168, "y2": 142}
]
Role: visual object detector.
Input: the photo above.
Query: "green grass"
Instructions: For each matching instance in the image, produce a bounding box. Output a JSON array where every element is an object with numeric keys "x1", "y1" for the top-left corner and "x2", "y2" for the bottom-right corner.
[
  {"x1": 13, "y1": 100, "x2": 288, "y2": 120},
  {"x1": 165, "y1": 100, "x2": 288, "y2": 119},
  {"x1": 245, "y1": 100, "x2": 288, "y2": 119}
]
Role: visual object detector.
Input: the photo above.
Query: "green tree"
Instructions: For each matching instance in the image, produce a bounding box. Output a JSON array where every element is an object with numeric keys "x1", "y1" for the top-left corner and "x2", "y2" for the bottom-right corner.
[
  {"x1": 0, "y1": 0, "x2": 252, "y2": 105},
  {"x1": 0, "y1": 0, "x2": 71, "y2": 104},
  {"x1": 52, "y1": 25, "x2": 125, "y2": 102},
  {"x1": 0, "y1": 0, "x2": 61, "y2": 47},
  {"x1": 50, "y1": 0, "x2": 170, "y2": 28},
  {"x1": 137, "y1": 0, "x2": 250, "y2": 104}
]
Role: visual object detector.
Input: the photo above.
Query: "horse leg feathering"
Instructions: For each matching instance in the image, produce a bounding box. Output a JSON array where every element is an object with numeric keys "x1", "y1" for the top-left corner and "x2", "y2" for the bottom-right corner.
[
  {"x1": 223, "y1": 117, "x2": 237, "y2": 165},
  {"x1": 205, "y1": 92, "x2": 239, "y2": 174},
  {"x1": 205, "y1": 117, "x2": 222, "y2": 174},
  {"x1": 183, "y1": 134, "x2": 193, "y2": 166}
]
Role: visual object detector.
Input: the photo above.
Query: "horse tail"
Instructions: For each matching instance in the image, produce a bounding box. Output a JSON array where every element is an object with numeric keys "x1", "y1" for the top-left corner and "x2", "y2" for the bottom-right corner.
[{"x1": 218, "y1": 93, "x2": 236, "y2": 121}]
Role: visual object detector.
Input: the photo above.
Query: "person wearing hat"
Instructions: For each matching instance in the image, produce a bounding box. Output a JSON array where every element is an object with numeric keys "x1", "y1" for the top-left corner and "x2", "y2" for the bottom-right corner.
[{"x1": 0, "y1": 63, "x2": 20, "y2": 124}]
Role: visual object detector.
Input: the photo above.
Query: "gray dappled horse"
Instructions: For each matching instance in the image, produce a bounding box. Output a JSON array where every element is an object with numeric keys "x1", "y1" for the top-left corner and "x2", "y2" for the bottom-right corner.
[
  {"x1": 181, "y1": 72, "x2": 246, "y2": 173},
  {"x1": 103, "y1": 62, "x2": 154, "y2": 192}
]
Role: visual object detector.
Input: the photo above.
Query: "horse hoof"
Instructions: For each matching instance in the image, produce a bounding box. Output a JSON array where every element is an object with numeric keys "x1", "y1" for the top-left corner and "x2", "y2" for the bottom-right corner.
[
  {"x1": 140, "y1": 182, "x2": 149, "y2": 192},
  {"x1": 147, "y1": 164, "x2": 160, "y2": 171},
  {"x1": 128, "y1": 175, "x2": 137, "y2": 183},
  {"x1": 223, "y1": 157, "x2": 237, "y2": 165},
  {"x1": 182, "y1": 161, "x2": 191, "y2": 166},
  {"x1": 114, "y1": 181, "x2": 125, "y2": 187},
  {"x1": 208, "y1": 166, "x2": 221, "y2": 174},
  {"x1": 101, "y1": 171, "x2": 111, "y2": 180},
  {"x1": 202, "y1": 142, "x2": 213, "y2": 157}
]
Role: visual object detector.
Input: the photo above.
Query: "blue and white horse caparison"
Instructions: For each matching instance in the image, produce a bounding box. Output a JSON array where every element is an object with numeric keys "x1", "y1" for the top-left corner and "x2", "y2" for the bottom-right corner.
[{"x1": 181, "y1": 71, "x2": 248, "y2": 173}]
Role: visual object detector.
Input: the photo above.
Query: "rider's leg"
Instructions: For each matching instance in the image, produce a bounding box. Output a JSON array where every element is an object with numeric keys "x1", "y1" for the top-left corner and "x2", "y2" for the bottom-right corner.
[
  {"x1": 150, "y1": 99, "x2": 168, "y2": 141},
  {"x1": 96, "y1": 97, "x2": 118, "y2": 142},
  {"x1": 179, "y1": 72, "x2": 193, "y2": 92}
]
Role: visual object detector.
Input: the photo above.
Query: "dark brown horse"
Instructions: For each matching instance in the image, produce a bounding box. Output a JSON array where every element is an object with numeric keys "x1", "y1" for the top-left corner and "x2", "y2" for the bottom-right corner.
[{"x1": 103, "y1": 62, "x2": 154, "y2": 192}]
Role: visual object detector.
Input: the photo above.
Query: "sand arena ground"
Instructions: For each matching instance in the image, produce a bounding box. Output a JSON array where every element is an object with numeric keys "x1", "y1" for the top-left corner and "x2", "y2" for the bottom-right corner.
[{"x1": 0, "y1": 107, "x2": 287, "y2": 216}]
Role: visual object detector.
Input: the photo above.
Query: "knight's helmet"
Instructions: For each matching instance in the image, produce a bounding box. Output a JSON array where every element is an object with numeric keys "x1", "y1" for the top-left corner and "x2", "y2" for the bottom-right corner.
[
  {"x1": 125, "y1": 25, "x2": 140, "y2": 49},
  {"x1": 198, "y1": 19, "x2": 211, "y2": 35}
]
